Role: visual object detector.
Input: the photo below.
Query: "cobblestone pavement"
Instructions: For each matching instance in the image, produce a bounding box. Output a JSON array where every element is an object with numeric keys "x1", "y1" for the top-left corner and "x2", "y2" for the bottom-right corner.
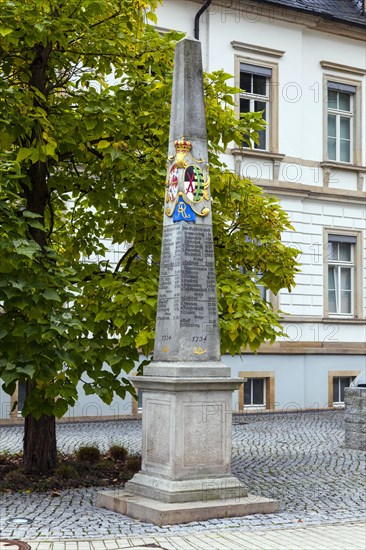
[{"x1": 0, "y1": 411, "x2": 365, "y2": 541}]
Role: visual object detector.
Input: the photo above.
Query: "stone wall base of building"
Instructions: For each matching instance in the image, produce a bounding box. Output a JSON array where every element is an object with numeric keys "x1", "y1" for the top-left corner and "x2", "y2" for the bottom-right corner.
[{"x1": 344, "y1": 387, "x2": 366, "y2": 451}]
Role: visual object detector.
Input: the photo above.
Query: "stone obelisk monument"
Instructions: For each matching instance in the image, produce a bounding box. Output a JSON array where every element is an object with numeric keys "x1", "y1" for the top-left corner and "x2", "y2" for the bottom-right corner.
[{"x1": 97, "y1": 37, "x2": 278, "y2": 525}]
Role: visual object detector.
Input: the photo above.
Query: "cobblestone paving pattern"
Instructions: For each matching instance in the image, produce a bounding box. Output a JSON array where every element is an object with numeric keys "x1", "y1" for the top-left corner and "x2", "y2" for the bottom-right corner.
[{"x1": 0, "y1": 411, "x2": 365, "y2": 540}]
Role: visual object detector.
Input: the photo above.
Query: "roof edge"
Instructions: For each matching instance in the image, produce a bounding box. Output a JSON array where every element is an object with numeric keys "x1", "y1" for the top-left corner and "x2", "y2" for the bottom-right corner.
[{"x1": 247, "y1": 0, "x2": 366, "y2": 30}]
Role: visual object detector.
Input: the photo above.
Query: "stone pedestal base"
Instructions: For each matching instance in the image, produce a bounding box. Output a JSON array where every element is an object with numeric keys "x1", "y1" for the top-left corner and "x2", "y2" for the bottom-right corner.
[
  {"x1": 97, "y1": 362, "x2": 279, "y2": 524},
  {"x1": 97, "y1": 489, "x2": 279, "y2": 526},
  {"x1": 125, "y1": 472, "x2": 248, "y2": 503},
  {"x1": 344, "y1": 387, "x2": 366, "y2": 451}
]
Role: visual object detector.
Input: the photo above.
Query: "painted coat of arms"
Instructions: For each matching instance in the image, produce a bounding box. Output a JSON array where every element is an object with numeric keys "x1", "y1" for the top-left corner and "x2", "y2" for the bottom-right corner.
[{"x1": 165, "y1": 138, "x2": 210, "y2": 222}]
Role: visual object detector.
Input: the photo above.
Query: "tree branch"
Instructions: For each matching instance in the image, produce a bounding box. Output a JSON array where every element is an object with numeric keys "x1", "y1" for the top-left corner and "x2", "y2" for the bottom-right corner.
[
  {"x1": 46, "y1": 196, "x2": 54, "y2": 239},
  {"x1": 68, "y1": 11, "x2": 121, "y2": 45},
  {"x1": 114, "y1": 245, "x2": 135, "y2": 273}
]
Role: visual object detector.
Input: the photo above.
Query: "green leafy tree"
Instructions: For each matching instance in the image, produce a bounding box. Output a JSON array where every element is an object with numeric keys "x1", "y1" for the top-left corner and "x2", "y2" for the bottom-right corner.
[{"x1": 0, "y1": 0, "x2": 299, "y2": 472}]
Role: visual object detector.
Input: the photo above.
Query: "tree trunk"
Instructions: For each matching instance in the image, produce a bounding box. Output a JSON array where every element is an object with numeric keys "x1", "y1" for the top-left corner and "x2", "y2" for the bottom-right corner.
[
  {"x1": 23, "y1": 414, "x2": 57, "y2": 472},
  {"x1": 18, "y1": 41, "x2": 57, "y2": 474}
]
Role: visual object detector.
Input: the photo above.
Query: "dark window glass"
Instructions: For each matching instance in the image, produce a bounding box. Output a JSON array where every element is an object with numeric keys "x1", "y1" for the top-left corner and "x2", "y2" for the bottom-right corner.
[
  {"x1": 240, "y1": 98, "x2": 250, "y2": 114},
  {"x1": 253, "y1": 74, "x2": 266, "y2": 95},
  {"x1": 255, "y1": 101, "x2": 267, "y2": 119},
  {"x1": 254, "y1": 130, "x2": 265, "y2": 150},
  {"x1": 244, "y1": 380, "x2": 251, "y2": 404},
  {"x1": 339, "y1": 243, "x2": 351, "y2": 262},
  {"x1": 339, "y1": 92, "x2": 351, "y2": 112},
  {"x1": 340, "y1": 378, "x2": 351, "y2": 402},
  {"x1": 254, "y1": 102, "x2": 267, "y2": 149},
  {"x1": 333, "y1": 378, "x2": 339, "y2": 402},
  {"x1": 328, "y1": 242, "x2": 338, "y2": 262},
  {"x1": 240, "y1": 72, "x2": 252, "y2": 92},
  {"x1": 328, "y1": 90, "x2": 338, "y2": 109},
  {"x1": 252, "y1": 378, "x2": 264, "y2": 404}
]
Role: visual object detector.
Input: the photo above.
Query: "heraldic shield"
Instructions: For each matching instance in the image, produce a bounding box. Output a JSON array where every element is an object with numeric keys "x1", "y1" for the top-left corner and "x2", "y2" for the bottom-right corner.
[{"x1": 165, "y1": 138, "x2": 210, "y2": 221}]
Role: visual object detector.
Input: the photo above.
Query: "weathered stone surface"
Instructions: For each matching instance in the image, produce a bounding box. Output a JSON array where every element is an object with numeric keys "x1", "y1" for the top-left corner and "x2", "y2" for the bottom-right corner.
[
  {"x1": 345, "y1": 387, "x2": 366, "y2": 399},
  {"x1": 154, "y1": 224, "x2": 220, "y2": 362},
  {"x1": 125, "y1": 377, "x2": 246, "y2": 503},
  {"x1": 144, "y1": 361, "x2": 231, "y2": 378},
  {"x1": 344, "y1": 399, "x2": 366, "y2": 414},
  {"x1": 97, "y1": 490, "x2": 278, "y2": 526},
  {"x1": 344, "y1": 387, "x2": 366, "y2": 450},
  {"x1": 125, "y1": 473, "x2": 248, "y2": 503},
  {"x1": 344, "y1": 412, "x2": 366, "y2": 427},
  {"x1": 168, "y1": 37, "x2": 207, "y2": 155},
  {"x1": 153, "y1": 37, "x2": 219, "y2": 363},
  {"x1": 99, "y1": 36, "x2": 274, "y2": 525}
]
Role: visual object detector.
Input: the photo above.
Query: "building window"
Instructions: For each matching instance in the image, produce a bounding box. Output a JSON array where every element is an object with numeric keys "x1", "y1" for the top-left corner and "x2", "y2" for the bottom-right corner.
[
  {"x1": 327, "y1": 234, "x2": 356, "y2": 316},
  {"x1": 238, "y1": 371, "x2": 275, "y2": 411},
  {"x1": 327, "y1": 82, "x2": 356, "y2": 163},
  {"x1": 333, "y1": 376, "x2": 355, "y2": 406},
  {"x1": 240, "y1": 63, "x2": 271, "y2": 150},
  {"x1": 328, "y1": 371, "x2": 360, "y2": 408},
  {"x1": 244, "y1": 377, "x2": 266, "y2": 408}
]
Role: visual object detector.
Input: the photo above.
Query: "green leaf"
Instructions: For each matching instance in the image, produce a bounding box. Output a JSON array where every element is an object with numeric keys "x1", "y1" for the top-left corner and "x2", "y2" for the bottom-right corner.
[
  {"x1": 97, "y1": 140, "x2": 111, "y2": 149},
  {"x1": 18, "y1": 364, "x2": 35, "y2": 377},
  {"x1": 54, "y1": 398, "x2": 69, "y2": 418},
  {"x1": 135, "y1": 330, "x2": 150, "y2": 348},
  {"x1": 22, "y1": 211, "x2": 42, "y2": 219},
  {"x1": 42, "y1": 289, "x2": 61, "y2": 301},
  {"x1": 0, "y1": 27, "x2": 13, "y2": 37},
  {"x1": 16, "y1": 148, "x2": 32, "y2": 162},
  {"x1": 0, "y1": 1, "x2": 299, "y2": 442}
]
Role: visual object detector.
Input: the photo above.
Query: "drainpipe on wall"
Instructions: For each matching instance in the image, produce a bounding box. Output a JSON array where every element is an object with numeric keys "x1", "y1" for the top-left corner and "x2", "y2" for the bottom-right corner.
[{"x1": 194, "y1": 0, "x2": 212, "y2": 40}]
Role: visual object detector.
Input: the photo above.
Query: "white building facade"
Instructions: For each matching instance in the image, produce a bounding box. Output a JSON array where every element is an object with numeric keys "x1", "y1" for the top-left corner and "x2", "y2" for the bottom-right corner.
[
  {"x1": 1, "y1": 0, "x2": 365, "y2": 419},
  {"x1": 152, "y1": 0, "x2": 366, "y2": 412}
]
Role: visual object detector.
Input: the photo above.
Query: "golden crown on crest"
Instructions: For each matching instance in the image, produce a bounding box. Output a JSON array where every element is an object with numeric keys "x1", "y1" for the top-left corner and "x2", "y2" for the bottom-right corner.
[{"x1": 174, "y1": 138, "x2": 192, "y2": 153}]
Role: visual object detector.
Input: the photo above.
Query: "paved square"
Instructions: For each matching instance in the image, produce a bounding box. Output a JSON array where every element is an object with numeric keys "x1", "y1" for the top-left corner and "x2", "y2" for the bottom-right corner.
[{"x1": 0, "y1": 411, "x2": 365, "y2": 541}]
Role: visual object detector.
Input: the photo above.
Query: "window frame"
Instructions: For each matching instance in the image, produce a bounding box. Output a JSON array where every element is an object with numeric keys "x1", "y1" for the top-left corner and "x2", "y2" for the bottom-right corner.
[
  {"x1": 238, "y1": 371, "x2": 275, "y2": 411},
  {"x1": 323, "y1": 75, "x2": 363, "y2": 166},
  {"x1": 328, "y1": 370, "x2": 360, "y2": 408},
  {"x1": 323, "y1": 229, "x2": 363, "y2": 319},
  {"x1": 327, "y1": 87, "x2": 354, "y2": 163},
  {"x1": 235, "y1": 56, "x2": 279, "y2": 154},
  {"x1": 328, "y1": 238, "x2": 355, "y2": 316}
]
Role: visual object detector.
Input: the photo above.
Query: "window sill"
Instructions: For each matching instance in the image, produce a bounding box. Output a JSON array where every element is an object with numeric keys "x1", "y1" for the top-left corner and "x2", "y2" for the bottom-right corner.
[
  {"x1": 280, "y1": 316, "x2": 365, "y2": 324},
  {"x1": 321, "y1": 161, "x2": 366, "y2": 173},
  {"x1": 231, "y1": 148, "x2": 285, "y2": 161},
  {"x1": 325, "y1": 315, "x2": 360, "y2": 321}
]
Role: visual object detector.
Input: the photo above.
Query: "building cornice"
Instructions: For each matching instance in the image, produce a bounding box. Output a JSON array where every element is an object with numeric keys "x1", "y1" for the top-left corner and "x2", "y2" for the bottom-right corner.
[
  {"x1": 320, "y1": 60, "x2": 366, "y2": 76},
  {"x1": 280, "y1": 316, "x2": 366, "y2": 324},
  {"x1": 258, "y1": 180, "x2": 366, "y2": 205},
  {"x1": 231, "y1": 41, "x2": 285, "y2": 58},
  {"x1": 239, "y1": 341, "x2": 366, "y2": 355},
  {"x1": 231, "y1": 148, "x2": 285, "y2": 161}
]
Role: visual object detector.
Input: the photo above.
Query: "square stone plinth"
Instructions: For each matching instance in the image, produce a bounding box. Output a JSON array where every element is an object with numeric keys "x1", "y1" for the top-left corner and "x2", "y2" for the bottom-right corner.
[
  {"x1": 97, "y1": 489, "x2": 279, "y2": 526},
  {"x1": 127, "y1": 373, "x2": 244, "y2": 502}
]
